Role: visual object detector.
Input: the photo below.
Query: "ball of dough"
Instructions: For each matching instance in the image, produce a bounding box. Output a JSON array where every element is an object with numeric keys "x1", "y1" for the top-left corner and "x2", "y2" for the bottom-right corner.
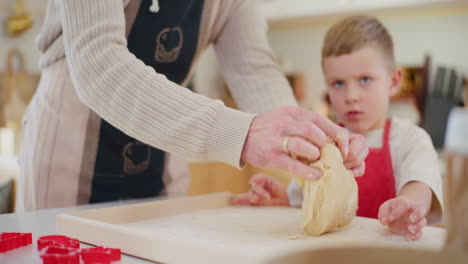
[{"x1": 295, "y1": 142, "x2": 358, "y2": 236}]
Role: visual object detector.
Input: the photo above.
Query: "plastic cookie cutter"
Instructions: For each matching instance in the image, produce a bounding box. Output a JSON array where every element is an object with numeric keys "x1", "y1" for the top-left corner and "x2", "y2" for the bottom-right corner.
[
  {"x1": 39, "y1": 246, "x2": 80, "y2": 264},
  {"x1": 37, "y1": 235, "x2": 80, "y2": 251},
  {"x1": 37, "y1": 235, "x2": 121, "y2": 263},
  {"x1": 0, "y1": 232, "x2": 33, "y2": 253},
  {"x1": 81, "y1": 246, "x2": 121, "y2": 264}
]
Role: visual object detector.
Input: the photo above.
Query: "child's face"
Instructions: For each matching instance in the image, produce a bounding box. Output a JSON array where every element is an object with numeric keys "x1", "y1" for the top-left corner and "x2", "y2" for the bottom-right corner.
[{"x1": 323, "y1": 45, "x2": 402, "y2": 134}]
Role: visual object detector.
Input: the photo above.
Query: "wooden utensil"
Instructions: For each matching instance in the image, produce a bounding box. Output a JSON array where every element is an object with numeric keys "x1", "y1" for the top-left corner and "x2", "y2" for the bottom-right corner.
[
  {"x1": 1, "y1": 49, "x2": 39, "y2": 123},
  {"x1": 444, "y1": 152, "x2": 468, "y2": 258},
  {"x1": 5, "y1": 0, "x2": 33, "y2": 37},
  {"x1": 0, "y1": 49, "x2": 39, "y2": 153}
]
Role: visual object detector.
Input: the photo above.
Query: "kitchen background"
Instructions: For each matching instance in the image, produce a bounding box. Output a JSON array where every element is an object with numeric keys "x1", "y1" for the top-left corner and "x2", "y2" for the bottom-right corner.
[{"x1": 0, "y1": 0, "x2": 467, "y2": 213}]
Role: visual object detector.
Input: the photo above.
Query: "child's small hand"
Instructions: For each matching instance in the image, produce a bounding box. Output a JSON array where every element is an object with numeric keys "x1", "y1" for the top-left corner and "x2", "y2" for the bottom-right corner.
[
  {"x1": 378, "y1": 197, "x2": 428, "y2": 241},
  {"x1": 343, "y1": 133, "x2": 368, "y2": 177},
  {"x1": 232, "y1": 173, "x2": 289, "y2": 206}
]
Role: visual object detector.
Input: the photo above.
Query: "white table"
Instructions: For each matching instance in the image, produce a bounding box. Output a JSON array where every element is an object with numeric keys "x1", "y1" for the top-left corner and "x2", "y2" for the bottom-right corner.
[{"x1": 0, "y1": 199, "x2": 162, "y2": 263}]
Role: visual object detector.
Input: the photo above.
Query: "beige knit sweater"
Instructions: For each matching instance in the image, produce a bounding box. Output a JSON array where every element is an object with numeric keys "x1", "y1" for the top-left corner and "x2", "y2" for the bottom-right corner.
[
  {"x1": 36, "y1": 0, "x2": 297, "y2": 167},
  {"x1": 18, "y1": 0, "x2": 297, "y2": 210}
]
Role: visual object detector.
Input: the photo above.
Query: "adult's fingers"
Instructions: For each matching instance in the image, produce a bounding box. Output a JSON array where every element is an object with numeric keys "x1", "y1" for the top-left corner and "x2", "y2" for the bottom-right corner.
[
  {"x1": 285, "y1": 122, "x2": 327, "y2": 148},
  {"x1": 276, "y1": 155, "x2": 323, "y2": 180},
  {"x1": 291, "y1": 108, "x2": 350, "y2": 158},
  {"x1": 285, "y1": 136, "x2": 321, "y2": 162}
]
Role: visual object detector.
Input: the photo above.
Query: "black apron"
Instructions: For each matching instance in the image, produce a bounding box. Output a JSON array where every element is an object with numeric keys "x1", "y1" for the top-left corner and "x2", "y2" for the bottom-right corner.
[{"x1": 89, "y1": 0, "x2": 205, "y2": 203}]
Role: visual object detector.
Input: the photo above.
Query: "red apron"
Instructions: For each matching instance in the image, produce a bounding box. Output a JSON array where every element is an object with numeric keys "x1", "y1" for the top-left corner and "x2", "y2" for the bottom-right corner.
[{"x1": 355, "y1": 119, "x2": 396, "y2": 218}]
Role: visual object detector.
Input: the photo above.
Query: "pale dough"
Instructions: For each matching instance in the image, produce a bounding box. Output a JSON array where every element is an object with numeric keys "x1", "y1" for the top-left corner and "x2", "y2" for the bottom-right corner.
[{"x1": 295, "y1": 143, "x2": 358, "y2": 236}]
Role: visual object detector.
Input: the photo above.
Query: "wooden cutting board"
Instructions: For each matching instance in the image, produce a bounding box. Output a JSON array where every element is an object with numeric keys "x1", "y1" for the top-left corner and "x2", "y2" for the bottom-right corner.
[{"x1": 57, "y1": 192, "x2": 446, "y2": 264}]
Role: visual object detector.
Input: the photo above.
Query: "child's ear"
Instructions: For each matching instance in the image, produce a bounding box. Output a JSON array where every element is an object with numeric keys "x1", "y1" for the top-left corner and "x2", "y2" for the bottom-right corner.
[{"x1": 389, "y1": 68, "x2": 403, "y2": 96}]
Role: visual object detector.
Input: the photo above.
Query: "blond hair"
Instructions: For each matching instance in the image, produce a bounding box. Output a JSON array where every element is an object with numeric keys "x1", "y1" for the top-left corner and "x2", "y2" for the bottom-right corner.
[{"x1": 322, "y1": 15, "x2": 395, "y2": 70}]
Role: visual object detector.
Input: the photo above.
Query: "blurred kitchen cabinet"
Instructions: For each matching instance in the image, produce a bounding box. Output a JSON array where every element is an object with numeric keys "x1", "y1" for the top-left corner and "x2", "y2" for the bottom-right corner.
[
  {"x1": 188, "y1": 162, "x2": 250, "y2": 195},
  {"x1": 220, "y1": 72, "x2": 306, "y2": 107},
  {"x1": 0, "y1": 166, "x2": 16, "y2": 214},
  {"x1": 188, "y1": 163, "x2": 292, "y2": 196},
  {"x1": 286, "y1": 73, "x2": 306, "y2": 102},
  {"x1": 391, "y1": 55, "x2": 431, "y2": 124}
]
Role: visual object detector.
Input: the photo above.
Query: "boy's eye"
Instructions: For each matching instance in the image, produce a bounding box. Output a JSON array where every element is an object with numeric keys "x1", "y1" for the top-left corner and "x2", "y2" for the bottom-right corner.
[
  {"x1": 332, "y1": 81, "x2": 344, "y2": 88},
  {"x1": 360, "y1": 77, "x2": 370, "y2": 84}
]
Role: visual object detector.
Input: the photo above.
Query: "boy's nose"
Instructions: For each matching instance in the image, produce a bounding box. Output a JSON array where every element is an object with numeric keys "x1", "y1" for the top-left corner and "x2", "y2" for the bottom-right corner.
[{"x1": 345, "y1": 86, "x2": 360, "y2": 104}]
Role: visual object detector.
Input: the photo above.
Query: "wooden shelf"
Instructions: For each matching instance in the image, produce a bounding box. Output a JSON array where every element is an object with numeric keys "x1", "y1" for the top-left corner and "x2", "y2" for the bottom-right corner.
[
  {"x1": 391, "y1": 55, "x2": 431, "y2": 124},
  {"x1": 262, "y1": 0, "x2": 468, "y2": 28}
]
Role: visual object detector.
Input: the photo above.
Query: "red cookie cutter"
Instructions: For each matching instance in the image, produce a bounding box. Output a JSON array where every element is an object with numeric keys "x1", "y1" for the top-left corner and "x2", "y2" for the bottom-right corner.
[
  {"x1": 40, "y1": 246, "x2": 80, "y2": 264},
  {"x1": 37, "y1": 235, "x2": 80, "y2": 251},
  {"x1": 37, "y1": 235, "x2": 121, "y2": 263},
  {"x1": 81, "y1": 246, "x2": 121, "y2": 264},
  {"x1": 0, "y1": 232, "x2": 33, "y2": 253}
]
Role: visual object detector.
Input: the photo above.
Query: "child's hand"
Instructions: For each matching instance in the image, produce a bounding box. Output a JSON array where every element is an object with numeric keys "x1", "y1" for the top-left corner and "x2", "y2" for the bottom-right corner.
[
  {"x1": 343, "y1": 133, "x2": 368, "y2": 177},
  {"x1": 378, "y1": 197, "x2": 428, "y2": 241},
  {"x1": 232, "y1": 173, "x2": 289, "y2": 206}
]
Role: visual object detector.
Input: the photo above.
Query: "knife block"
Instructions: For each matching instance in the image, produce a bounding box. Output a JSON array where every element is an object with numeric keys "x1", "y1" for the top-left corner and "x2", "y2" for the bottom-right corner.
[{"x1": 421, "y1": 96, "x2": 458, "y2": 149}]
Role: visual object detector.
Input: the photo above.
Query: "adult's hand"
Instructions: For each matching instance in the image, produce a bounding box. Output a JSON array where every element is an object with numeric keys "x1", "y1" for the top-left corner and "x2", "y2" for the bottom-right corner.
[{"x1": 241, "y1": 106, "x2": 367, "y2": 180}]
